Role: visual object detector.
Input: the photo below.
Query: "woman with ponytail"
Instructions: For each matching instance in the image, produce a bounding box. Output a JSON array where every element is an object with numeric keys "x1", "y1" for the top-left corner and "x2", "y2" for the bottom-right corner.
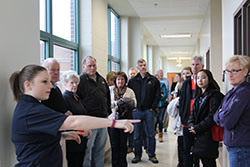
[{"x1": 9, "y1": 64, "x2": 139, "y2": 167}]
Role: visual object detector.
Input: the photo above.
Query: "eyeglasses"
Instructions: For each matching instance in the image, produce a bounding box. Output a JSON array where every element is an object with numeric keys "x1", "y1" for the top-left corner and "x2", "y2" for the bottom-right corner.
[{"x1": 224, "y1": 69, "x2": 242, "y2": 75}]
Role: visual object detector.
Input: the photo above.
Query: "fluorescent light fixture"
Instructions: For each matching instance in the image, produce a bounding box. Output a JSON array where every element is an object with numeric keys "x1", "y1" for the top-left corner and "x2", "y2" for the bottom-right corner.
[
  {"x1": 169, "y1": 51, "x2": 192, "y2": 54},
  {"x1": 167, "y1": 57, "x2": 178, "y2": 60},
  {"x1": 160, "y1": 34, "x2": 191, "y2": 38},
  {"x1": 167, "y1": 57, "x2": 191, "y2": 60},
  {"x1": 176, "y1": 63, "x2": 182, "y2": 67}
]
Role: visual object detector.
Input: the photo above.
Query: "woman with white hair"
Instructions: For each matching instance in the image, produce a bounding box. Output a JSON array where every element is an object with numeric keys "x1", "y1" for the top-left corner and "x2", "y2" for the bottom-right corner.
[{"x1": 62, "y1": 70, "x2": 92, "y2": 167}]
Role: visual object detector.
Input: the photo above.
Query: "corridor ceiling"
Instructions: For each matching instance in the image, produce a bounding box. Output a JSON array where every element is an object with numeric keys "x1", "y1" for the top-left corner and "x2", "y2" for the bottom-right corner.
[{"x1": 108, "y1": 0, "x2": 210, "y2": 59}]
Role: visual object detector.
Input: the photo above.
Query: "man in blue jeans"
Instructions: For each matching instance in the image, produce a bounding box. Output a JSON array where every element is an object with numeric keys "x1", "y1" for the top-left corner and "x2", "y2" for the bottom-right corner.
[
  {"x1": 77, "y1": 56, "x2": 111, "y2": 167},
  {"x1": 128, "y1": 59, "x2": 161, "y2": 164}
]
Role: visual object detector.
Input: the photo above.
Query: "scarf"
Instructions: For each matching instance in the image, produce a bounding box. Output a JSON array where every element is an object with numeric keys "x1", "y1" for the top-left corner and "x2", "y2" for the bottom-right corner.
[{"x1": 114, "y1": 86, "x2": 127, "y2": 101}]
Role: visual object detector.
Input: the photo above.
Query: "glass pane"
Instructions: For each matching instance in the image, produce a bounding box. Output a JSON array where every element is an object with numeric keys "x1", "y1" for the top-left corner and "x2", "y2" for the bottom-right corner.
[
  {"x1": 40, "y1": 40, "x2": 46, "y2": 64},
  {"x1": 111, "y1": 61, "x2": 119, "y2": 72},
  {"x1": 52, "y1": 0, "x2": 76, "y2": 42},
  {"x1": 39, "y1": 0, "x2": 46, "y2": 31},
  {"x1": 110, "y1": 12, "x2": 119, "y2": 58},
  {"x1": 53, "y1": 45, "x2": 75, "y2": 72}
]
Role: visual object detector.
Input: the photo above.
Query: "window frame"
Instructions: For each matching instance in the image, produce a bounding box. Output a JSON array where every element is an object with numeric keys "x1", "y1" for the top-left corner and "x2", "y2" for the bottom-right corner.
[
  {"x1": 234, "y1": 0, "x2": 250, "y2": 57},
  {"x1": 108, "y1": 7, "x2": 121, "y2": 72},
  {"x1": 234, "y1": 0, "x2": 250, "y2": 83},
  {"x1": 40, "y1": 0, "x2": 79, "y2": 72}
]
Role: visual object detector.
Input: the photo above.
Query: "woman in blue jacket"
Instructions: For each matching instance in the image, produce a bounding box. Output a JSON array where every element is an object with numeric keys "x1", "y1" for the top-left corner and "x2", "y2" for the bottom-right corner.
[
  {"x1": 214, "y1": 55, "x2": 250, "y2": 167},
  {"x1": 155, "y1": 74, "x2": 168, "y2": 142},
  {"x1": 9, "y1": 64, "x2": 139, "y2": 167}
]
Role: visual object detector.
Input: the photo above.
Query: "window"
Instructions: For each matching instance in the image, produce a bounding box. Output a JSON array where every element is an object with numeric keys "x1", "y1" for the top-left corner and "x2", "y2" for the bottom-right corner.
[
  {"x1": 39, "y1": 0, "x2": 79, "y2": 72},
  {"x1": 40, "y1": 40, "x2": 46, "y2": 62},
  {"x1": 234, "y1": 0, "x2": 250, "y2": 57},
  {"x1": 234, "y1": 0, "x2": 250, "y2": 82},
  {"x1": 108, "y1": 7, "x2": 120, "y2": 72}
]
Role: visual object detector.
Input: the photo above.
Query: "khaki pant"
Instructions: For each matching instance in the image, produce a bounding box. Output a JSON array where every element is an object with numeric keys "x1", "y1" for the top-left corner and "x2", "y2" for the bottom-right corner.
[{"x1": 60, "y1": 138, "x2": 67, "y2": 167}]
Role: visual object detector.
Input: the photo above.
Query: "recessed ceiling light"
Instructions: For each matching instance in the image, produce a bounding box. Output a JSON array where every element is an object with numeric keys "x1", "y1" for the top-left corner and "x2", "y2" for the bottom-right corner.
[
  {"x1": 169, "y1": 51, "x2": 192, "y2": 54},
  {"x1": 160, "y1": 34, "x2": 191, "y2": 38}
]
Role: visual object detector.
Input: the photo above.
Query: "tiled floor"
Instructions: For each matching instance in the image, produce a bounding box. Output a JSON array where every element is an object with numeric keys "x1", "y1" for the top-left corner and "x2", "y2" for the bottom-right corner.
[{"x1": 105, "y1": 120, "x2": 229, "y2": 167}]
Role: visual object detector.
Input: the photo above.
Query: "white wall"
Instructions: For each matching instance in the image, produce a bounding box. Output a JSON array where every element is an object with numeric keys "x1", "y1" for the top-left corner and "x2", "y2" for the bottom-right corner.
[
  {"x1": 120, "y1": 16, "x2": 143, "y2": 74},
  {"x1": 199, "y1": 4, "x2": 211, "y2": 58},
  {"x1": 152, "y1": 46, "x2": 160, "y2": 74},
  {"x1": 128, "y1": 17, "x2": 142, "y2": 68},
  {"x1": 163, "y1": 58, "x2": 191, "y2": 74},
  {"x1": 221, "y1": 0, "x2": 244, "y2": 93},
  {"x1": 80, "y1": 0, "x2": 108, "y2": 77},
  {"x1": 199, "y1": 0, "x2": 223, "y2": 88},
  {"x1": 0, "y1": 0, "x2": 40, "y2": 166},
  {"x1": 210, "y1": 0, "x2": 223, "y2": 88},
  {"x1": 92, "y1": 0, "x2": 108, "y2": 76},
  {"x1": 147, "y1": 46, "x2": 153, "y2": 73}
]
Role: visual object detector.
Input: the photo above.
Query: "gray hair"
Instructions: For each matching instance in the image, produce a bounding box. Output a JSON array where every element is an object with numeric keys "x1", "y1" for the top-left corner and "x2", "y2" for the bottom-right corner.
[
  {"x1": 61, "y1": 70, "x2": 79, "y2": 84},
  {"x1": 42, "y1": 58, "x2": 59, "y2": 69},
  {"x1": 129, "y1": 67, "x2": 137, "y2": 72},
  {"x1": 137, "y1": 59, "x2": 146, "y2": 64},
  {"x1": 82, "y1": 56, "x2": 96, "y2": 66},
  {"x1": 191, "y1": 56, "x2": 204, "y2": 64}
]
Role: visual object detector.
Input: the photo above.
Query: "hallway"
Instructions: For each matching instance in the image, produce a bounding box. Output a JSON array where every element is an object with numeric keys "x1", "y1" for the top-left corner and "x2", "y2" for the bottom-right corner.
[{"x1": 105, "y1": 126, "x2": 227, "y2": 167}]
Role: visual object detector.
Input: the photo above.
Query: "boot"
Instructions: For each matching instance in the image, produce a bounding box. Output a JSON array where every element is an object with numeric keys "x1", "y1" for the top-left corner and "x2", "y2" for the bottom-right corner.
[{"x1": 158, "y1": 132, "x2": 163, "y2": 142}]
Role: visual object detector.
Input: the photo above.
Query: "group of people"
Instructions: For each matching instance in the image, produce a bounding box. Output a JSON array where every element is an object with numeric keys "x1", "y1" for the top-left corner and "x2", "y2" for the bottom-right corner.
[
  {"x1": 10, "y1": 54, "x2": 250, "y2": 167},
  {"x1": 10, "y1": 56, "x2": 139, "y2": 167},
  {"x1": 167, "y1": 55, "x2": 250, "y2": 167}
]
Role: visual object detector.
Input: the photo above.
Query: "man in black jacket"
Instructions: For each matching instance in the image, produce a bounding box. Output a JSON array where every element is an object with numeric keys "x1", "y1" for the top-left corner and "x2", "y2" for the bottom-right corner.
[
  {"x1": 41, "y1": 58, "x2": 70, "y2": 166},
  {"x1": 77, "y1": 56, "x2": 111, "y2": 167},
  {"x1": 42, "y1": 58, "x2": 68, "y2": 114},
  {"x1": 128, "y1": 59, "x2": 161, "y2": 164},
  {"x1": 179, "y1": 56, "x2": 204, "y2": 167}
]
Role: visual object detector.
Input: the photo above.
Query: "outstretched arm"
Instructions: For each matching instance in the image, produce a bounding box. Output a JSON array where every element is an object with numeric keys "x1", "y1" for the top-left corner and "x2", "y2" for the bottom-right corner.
[{"x1": 60, "y1": 115, "x2": 140, "y2": 133}]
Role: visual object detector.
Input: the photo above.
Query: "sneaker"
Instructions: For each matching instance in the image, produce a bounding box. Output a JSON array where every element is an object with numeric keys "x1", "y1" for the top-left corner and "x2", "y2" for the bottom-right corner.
[
  {"x1": 127, "y1": 147, "x2": 133, "y2": 153},
  {"x1": 131, "y1": 157, "x2": 141, "y2": 163},
  {"x1": 149, "y1": 156, "x2": 159, "y2": 164}
]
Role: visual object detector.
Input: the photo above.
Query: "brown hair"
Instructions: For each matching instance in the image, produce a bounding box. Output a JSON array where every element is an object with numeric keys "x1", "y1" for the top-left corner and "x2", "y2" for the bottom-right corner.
[
  {"x1": 181, "y1": 66, "x2": 192, "y2": 74},
  {"x1": 176, "y1": 73, "x2": 184, "y2": 90},
  {"x1": 106, "y1": 71, "x2": 116, "y2": 83},
  {"x1": 114, "y1": 72, "x2": 128, "y2": 87},
  {"x1": 9, "y1": 65, "x2": 47, "y2": 101}
]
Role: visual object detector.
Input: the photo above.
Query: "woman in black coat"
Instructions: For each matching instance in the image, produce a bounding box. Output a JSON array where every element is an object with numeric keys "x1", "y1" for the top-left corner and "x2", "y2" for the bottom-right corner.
[
  {"x1": 188, "y1": 69, "x2": 224, "y2": 167},
  {"x1": 62, "y1": 70, "x2": 92, "y2": 167}
]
